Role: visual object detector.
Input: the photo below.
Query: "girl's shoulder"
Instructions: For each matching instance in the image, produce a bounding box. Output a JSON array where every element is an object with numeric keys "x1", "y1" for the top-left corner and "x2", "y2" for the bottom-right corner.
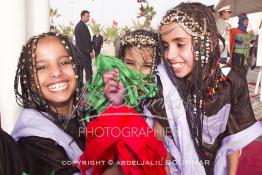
[
  {"x1": 205, "y1": 65, "x2": 247, "y2": 116},
  {"x1": 226, "y1": 65, "x2": 248, "y2": 89}
]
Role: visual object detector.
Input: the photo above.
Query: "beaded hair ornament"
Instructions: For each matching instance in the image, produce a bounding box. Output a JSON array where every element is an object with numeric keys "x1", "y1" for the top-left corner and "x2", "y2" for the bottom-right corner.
[
  {"x1": 159, "y1": 8, "x2": 226, "y2": 99},
  {"x1": 160, "y1": 9, "x2": 211, "y2": 67},
  {"x1": 120, "y1": 31, "x2": 160, "y2": 74},
  {"x1": 159, "y1": 6, "x2": 227, "y2": 173}
]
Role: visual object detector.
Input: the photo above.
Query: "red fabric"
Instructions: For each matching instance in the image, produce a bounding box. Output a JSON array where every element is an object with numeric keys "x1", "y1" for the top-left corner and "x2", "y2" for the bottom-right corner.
[
  {"x1": 79, "y1": 106, "x2": 167, "y2": 175},
  {"x1": 229, "y1": 28, "x2": 247, "y2": 63},
  {"x1": 237, "y1": 141, "x2": 262, "y2": 175}
]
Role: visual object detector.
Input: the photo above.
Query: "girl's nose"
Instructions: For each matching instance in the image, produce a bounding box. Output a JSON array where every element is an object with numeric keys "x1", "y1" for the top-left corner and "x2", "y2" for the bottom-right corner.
[
  {"x1": 50, "y1": 65, "x2": 62, "y2": 78},
  {"x1": 165, "y1": 46, "x2": 178, "y2": 61}
]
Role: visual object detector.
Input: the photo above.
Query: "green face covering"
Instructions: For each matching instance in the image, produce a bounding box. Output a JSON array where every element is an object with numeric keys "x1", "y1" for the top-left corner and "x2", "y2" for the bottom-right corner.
[{"x1": 85, "y1": 54, "x2": 159, "y2": 117}]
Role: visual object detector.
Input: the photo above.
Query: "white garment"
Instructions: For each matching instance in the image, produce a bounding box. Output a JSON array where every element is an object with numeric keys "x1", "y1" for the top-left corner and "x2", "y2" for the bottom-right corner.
[
  {"x1": 87, "y1": 23, "x2": 94, "y2": 38},
  {"x1": 11, "y1": 109, "x2": 83, "y2": 172},
  {"x1": 216, "y1": 18, "x2": 231, "y2": 58},
  {"x1": 156, "y1": 65, "x2": 206, "y2": 175},
  {"x1": 148, "y1": 64, "x2": 262, "y2": 175},
  {"x1": 256, "y1": 29, "x2": 262, "y2": 66}
]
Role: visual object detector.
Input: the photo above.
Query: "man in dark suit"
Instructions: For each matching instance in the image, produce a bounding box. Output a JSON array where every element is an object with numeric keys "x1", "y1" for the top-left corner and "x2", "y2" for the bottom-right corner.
[{"x1": 74, "y1": 10, "x2": 94, "y2": 83}]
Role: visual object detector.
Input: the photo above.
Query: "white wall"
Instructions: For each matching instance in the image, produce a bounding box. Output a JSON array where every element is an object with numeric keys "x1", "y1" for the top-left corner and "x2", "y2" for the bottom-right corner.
[
  {"x1": 26, "y1": 0, "x2": 50, "y2": 38},
  {"x1": 0, "y1": 0, "x2": 50, "y2": 133}
]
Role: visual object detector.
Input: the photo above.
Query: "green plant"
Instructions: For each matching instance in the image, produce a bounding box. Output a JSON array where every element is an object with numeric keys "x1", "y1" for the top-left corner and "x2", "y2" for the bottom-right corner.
[
  {"x1": 91, "y1": 23, "x2": 104, "y2": 33},
  {"x1": 49, "y1": 7, "x2": 61, "y2": 26},
  {"x1": 58, "y1": 24, "x2": 74, "y2": 41},
  {"x1": 131, "y1": 20, "x2": 143, "y2": 30},
  {"x1": 136, "y1": 0, "x2": 156, "y2": 30},
  {"x1": 103, "y1": 27, "x2": 119, "y2": 43}
]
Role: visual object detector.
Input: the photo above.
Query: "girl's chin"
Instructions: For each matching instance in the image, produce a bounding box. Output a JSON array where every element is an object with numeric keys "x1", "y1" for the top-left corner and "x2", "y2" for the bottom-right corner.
[{"x1": 174, "y1": 71, "x2": 187, "y2": 78}]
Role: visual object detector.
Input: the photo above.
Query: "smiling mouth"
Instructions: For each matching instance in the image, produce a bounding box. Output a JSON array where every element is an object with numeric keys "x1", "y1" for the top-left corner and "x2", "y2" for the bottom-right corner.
[
  {"x1": 172, "y1": 63, "x2": 185, "y2": 69},
  {"x1": 48, "y1": 82, "x2": 69, "y2": 92}
]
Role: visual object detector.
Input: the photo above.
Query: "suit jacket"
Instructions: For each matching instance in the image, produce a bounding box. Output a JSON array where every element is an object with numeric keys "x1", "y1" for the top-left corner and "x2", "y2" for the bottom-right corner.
[
  {"x1": 92, "y1": 35, "x2": 103, "y2": 50},
  {"x1": 74, "y1": 20, "x2": 93, "y2": 57}
]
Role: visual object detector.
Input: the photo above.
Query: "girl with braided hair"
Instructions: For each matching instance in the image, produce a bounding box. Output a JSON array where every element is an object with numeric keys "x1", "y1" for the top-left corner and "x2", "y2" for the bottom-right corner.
[
  {"x1": 104, "y1": 29, "x2": 162, "y2": 106},
  {"x1": 118, "y1": 29, "x2": 161, "y2": 74},
  {"x1": 11, "y1": 32, "x2": 86, "y2": 174},
  {"x1": 155, "y1": 2, "x2": 261, "y2": 175},
  {"x1": 80, "y1": 29, "x2": 168, "y2": 175},
  {"x1": 104, "y1": 3, "x2": 262, "y2": 175}
]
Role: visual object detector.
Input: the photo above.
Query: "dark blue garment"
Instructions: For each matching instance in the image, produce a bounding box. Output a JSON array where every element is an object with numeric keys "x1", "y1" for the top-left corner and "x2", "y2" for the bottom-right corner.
[{"x1": 238, "y1": 19, "x2": 247, "y2": 32}]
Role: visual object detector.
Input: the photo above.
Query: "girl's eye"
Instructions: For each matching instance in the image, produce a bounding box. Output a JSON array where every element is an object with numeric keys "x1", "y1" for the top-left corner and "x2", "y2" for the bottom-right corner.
[
  {"x1": 143, "y1": 64, "x2": 152, "y2": 69},
  {"x1": 177, "y1": 43, "x2": 185, "y2": 48},
  {"x1": 60, "y1": 56, "x2": 72, "y2": 66},
  {"x1": 61, "y1": 60, "x2": 72, "y2": 66},
  {"x1": 163, "y1": 44, "x2": 169, "y2": 49},
  {"x1": 36, "y1": 65, "x2": 48, "y2": 71},
  {"x1": 124, "y1": 61, "x2": 134, "y2": 65}
]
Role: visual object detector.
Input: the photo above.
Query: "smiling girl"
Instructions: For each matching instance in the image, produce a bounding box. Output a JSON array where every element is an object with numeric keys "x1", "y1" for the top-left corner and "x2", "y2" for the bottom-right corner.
[
  {"x1": 103, "y1": 3, "x2": 262, "y2": 175},
  {"x1": 156, "y1": 3, "x2": 262, "y2": 175},
  {"x1": 104, "y1": 29, "x2": 162, "y2": 105},
  {"x1": 80, "y1": 30, "x2": 168, "y2": 175},
  {"x1": 12, "y1": 32, "x2": 85, "y2": 175},
  {"x1": 118, "y1": 29, "x2": 161, "y2": 75}
]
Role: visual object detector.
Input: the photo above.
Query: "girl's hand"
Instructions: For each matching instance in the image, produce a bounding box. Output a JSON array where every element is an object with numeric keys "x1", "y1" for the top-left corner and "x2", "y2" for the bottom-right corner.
[{"x1": 103, "y1": 69, "x2": 125, "y2": 106}]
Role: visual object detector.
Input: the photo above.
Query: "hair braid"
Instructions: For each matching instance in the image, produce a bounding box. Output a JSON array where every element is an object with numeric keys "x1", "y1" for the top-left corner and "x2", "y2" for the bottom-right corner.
[
  {"x1": 160, "y1": 3, "x2": 227, "y2": 174},
  {"x1": 14, "y1": 32, "x2": 83, "y2": 122}
]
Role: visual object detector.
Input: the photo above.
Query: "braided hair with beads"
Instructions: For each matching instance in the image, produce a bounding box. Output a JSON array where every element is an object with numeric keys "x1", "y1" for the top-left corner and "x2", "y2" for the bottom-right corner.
[
  {"x1": 117, "y1": 29, "x2": 162, "y2": 75},
  {"x1": 159, "y1": 3, "x2": 228, "y2": 174},
  {"x1": 14, "y1": 32, "x2": 83, "y2": 122}
]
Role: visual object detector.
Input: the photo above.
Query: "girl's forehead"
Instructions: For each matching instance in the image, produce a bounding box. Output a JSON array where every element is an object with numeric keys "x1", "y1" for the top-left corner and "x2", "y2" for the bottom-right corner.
[
  {"x1": 35, "y1": 36, "x2": 67, "y2": 53},
  {"x1": 160, "y1": 22, "x2": 179, "y2": 34},
  {"x1": 37, "y1": 36, "x2": 61, "y2": 45},
  {"x1": 160, "y1": 23, "x2": 190, "y2": 40},
  {"x1": 125, "y1": 47, "x2": 153, "y2": 60},
  {"x1": 125, "y1": 46, "x2": 153, "y2": 53},
  {"x1": 34, "y1": 36, "x2": 69, "y2": 61}
]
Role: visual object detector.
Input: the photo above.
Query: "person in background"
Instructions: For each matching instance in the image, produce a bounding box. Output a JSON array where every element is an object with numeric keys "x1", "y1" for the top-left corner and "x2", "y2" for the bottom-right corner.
[
  {"x1": 216, "y1": 5, "x2": 231, "y2": 64},
  {"x1": 92, "y1": 30, "x2": 103, "y2": 58},
  {"x1": 230, "y1": 13, "x2": 254, "y2": 74},
  {"x1": 74, "y1": 10, "x2": 94, "y2": 83}
]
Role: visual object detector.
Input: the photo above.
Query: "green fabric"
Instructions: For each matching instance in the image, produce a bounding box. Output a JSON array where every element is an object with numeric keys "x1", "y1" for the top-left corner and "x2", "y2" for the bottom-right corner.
[
  {"x1": 85, "y1": 54, "x2": 158, "y2": 119},
  {"x1": 21, "y1": 170, "x2": 55, "y2": 175},
  {"x1": 234, "y1": 31, "x2": 254, "y2": 65}
]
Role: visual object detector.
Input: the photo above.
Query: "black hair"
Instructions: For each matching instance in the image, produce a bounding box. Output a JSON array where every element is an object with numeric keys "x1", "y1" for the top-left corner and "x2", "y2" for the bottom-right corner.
[
  {"x1": 14, "y1": 32, "x2": 83, "y2": 122},
  {"x1": 117, "y1": 29, "x2": 162, "y2": 74},
  {"x1": 160, "y1": 3, "x2": 226, "y2": 174},
  {"x1": 81, "y1": 10, "x2": 90, "y2": 18}
]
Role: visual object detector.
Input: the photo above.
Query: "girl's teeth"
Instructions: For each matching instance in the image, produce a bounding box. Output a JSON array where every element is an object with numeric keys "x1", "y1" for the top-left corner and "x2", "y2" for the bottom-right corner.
[
  {"x1": 173, "y1": 63, "x2": 185, "y2": 69},
  {"x1": 48, "y1": 82, "x2": 68, "y2": 92}
]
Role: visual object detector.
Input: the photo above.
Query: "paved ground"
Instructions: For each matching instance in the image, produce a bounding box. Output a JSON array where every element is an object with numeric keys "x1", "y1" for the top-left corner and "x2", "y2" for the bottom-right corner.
[{"x1": 247, "y1": 68, "x2": 262, "y2": 120}]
